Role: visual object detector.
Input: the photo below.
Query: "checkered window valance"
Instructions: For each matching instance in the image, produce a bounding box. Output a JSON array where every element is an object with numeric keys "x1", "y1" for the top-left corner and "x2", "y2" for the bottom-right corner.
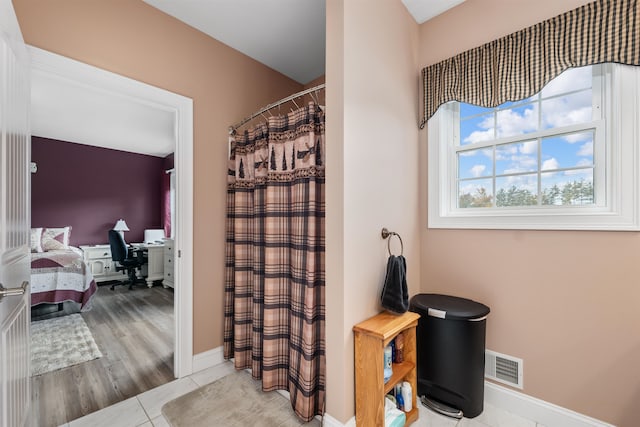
[{"x1": 420, "y1": 0, "x2": 640, "y2": 129}]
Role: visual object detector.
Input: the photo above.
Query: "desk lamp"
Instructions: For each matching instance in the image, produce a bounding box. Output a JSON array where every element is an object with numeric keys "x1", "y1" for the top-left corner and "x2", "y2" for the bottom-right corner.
[{"x1": 113, "y1": 219, "x2": 130, "y2": 242}]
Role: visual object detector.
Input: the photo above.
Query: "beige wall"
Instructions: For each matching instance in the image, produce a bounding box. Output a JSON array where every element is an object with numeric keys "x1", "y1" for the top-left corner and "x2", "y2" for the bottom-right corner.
[
  {"x1": 326, "y1": 0, "x2": 420, "y2": 422},
  {"x1": 13, "y1": 0, "x2": 302, "y2": 354},
  {"x1": 419, "y1": 1, "x2": 639, "y2": 425}
]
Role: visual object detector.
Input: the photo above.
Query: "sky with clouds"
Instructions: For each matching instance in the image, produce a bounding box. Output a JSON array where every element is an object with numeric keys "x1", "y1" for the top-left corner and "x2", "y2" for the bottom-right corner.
[{"x1": 457, "y1": 66, "x2": 596, "y2": 205}]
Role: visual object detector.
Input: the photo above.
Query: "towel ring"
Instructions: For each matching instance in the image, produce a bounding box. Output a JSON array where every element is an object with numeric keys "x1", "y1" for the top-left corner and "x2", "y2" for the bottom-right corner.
[{"x1": 381, "y1": 227, "x2": 404, "y2": 257}]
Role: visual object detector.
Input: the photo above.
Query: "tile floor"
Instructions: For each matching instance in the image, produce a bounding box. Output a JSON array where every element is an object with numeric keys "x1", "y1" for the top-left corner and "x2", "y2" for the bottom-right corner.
[
  {"x1": 59, "y1": 361, "x2": 542, "y2": 427},
  {"x1": 414, "y1": 403, "x2": 544, "y2": 427}
]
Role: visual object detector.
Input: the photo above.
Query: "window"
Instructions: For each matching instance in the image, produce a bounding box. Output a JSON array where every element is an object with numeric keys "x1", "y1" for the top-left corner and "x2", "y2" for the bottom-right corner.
[{"x1": 428, "y1": 64, "x2": 640, "y2": 230}]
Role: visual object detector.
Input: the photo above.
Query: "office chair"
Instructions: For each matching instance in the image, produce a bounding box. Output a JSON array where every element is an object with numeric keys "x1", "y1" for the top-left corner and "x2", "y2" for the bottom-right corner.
[{"x1": 108, "y1": 229, "x2": 146, "y2": 290}]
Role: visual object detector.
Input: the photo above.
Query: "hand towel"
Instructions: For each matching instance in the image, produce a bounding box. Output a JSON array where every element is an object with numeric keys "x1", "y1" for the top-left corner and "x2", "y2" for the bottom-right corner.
[{"x1": 381, "y1": 255, "x2": 409, "y2": 314}]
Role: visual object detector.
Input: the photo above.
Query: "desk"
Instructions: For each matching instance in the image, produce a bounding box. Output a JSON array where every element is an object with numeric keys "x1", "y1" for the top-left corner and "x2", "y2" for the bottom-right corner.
[
  {"x1": 131, "y1": 243, "x2": 165, "y2": 287},
  {"x1": 80, "y1": 244, "x2": 127, "y2": 283}
]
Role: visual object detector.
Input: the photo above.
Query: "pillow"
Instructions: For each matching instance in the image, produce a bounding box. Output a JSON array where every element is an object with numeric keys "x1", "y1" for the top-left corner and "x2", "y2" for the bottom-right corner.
[
  {"x1": 41, "y1": 226, "x2": 72, "y2": 251},
  {"x1": 30, "y1": 228, "x2": 43, "y2": 253}
]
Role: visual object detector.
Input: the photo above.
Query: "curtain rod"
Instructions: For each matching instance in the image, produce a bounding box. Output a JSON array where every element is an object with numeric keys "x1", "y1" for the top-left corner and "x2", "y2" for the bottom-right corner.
[{"x1": 229, "y1": 83, "x2": 325, "y2": 134}]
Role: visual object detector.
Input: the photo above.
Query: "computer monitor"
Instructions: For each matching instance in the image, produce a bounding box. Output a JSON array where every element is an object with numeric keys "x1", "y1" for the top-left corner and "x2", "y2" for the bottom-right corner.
[{"x1": 144, "y1": 229, "x2": 165, "y2": 244}]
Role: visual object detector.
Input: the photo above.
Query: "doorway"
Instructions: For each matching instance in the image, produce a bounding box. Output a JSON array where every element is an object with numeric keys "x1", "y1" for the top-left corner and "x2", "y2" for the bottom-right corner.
[{"x1": 28, "y1": 46, "x2": 194, "y2": 423}]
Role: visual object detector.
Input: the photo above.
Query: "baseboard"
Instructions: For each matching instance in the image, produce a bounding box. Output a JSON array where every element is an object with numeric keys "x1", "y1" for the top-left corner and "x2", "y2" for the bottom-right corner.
[
  {"x1": 274, "y1": 391, "x2": 348, "y2": 426},
  {"x1": 320, "y1": 383, "x2": 613, "y2": 427},
  {"x1": 191, "y1": 346, "x2": 224, "y2": 373},
  {"x1": 484, "y1": 382, "x2": 615, "y2": 427},
  {"x1": 321, "y1": 413, "x2": 355, "y2": 427}
]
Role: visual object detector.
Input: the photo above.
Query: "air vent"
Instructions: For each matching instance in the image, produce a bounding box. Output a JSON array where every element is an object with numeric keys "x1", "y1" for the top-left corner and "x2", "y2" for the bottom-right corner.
[{"x1": 485, "y1": 349, "x2": 523, "y2": 389}]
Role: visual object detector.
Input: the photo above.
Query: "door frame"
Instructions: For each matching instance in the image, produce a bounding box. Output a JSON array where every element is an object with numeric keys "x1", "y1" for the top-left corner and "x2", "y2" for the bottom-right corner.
[{"x1": 28, "y1": 46, "x2": 194, "y2": 378}]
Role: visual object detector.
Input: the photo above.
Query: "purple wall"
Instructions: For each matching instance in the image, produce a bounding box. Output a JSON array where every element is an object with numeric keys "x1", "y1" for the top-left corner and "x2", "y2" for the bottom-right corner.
[{"x1": 31, "y1": 136, "x2": 165, "y2": 246}]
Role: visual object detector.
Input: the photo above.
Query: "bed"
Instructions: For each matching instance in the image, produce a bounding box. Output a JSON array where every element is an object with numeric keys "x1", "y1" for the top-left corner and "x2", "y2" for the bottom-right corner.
[{"x1": 30, "y1": 246, "x2": 98, "y2": 311}]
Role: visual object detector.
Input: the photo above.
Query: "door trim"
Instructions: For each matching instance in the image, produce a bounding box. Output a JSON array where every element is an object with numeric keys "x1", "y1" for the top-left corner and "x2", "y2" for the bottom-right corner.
[{"x1": 28, "y1": 46, "x2": 194, "y2": 377}]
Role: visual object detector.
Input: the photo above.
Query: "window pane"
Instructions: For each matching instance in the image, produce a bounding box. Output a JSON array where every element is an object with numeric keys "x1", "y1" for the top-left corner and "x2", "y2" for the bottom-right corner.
[
  {"x1": 541, "y1": 66, "x2": 592, "y2": 98},
  {"x1": 500, "y1": 96, "x2": 538, "y2": 109},
  {"x1": 451, "y1": 65, "x2": 600, "y2": 214},
  {"x1": 458, "y1": 179, "x2": 493, "y2": 208},
  {"x1": 460, "y1": 103, "x2": 492, "y2": 119},
  {"x1": 496, "y1": 104, "x2": 538, "y2": 138},
  {"x1": 541, "y1": 169, "x2": 594, "y2": 206},
  {"x1": 460, "y1": 113, "x2": 494, "y2": 145},
  {"x1": 541, "y1": 131, "x2": 594, "y2": 171},
  {"x1": 458, "y1": 148, "x2": 493, "y2": 179},
  {"x1": 495, "y1": 140, "x2": 538, "y2": 175},
  {"x1": 495, "y1": 174, "x2": 538, "y2": 207},
  {"x1": 541, "y1": 90, "x2": 592, "y2": 129}
]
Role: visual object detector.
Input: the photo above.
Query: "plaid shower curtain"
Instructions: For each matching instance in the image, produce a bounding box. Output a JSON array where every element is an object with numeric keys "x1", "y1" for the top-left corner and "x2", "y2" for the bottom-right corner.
[{"x1": 224, "y1": 103, "x2": 325, "y2": 422}]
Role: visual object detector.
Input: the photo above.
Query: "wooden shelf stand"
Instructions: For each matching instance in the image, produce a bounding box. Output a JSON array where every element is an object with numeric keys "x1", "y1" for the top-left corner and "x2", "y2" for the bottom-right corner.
[{"x1": 353, "y1": 311, "x2": 420, "y2": 426}]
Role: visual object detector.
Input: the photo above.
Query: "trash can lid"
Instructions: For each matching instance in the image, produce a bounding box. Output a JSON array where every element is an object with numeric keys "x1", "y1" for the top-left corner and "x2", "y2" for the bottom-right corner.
[{"x1": 410, "y1": 293, "x2": 490, "y2": 320}]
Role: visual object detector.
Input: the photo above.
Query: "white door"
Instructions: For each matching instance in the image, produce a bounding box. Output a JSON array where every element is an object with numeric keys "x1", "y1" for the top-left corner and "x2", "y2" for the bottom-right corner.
[{"x1": 0, "y1": 0, "x2": 31, "y2": 426}]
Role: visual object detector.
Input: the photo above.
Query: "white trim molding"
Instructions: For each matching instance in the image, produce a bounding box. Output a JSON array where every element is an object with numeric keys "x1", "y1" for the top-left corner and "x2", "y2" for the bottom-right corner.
[
  {"x1": 323, "y1": 383, "x2": 613, "y2": 427},
  {"x1": 321, "y1": 414, "x2": 355, "y2": 427},
  {"x1": 428, "y1": 63, "x2": 640, "y2": 231},
  {"x1": 28, "y1": 46, "x2": 194, "y2": 378},
  {"x1": 485, "y1": 382, "x2": 615, "y2": 427},
  {"x1": 192, "y1": 347, "x2": 224, "y2": 373},
  {"x1": 173, "y1": 91, "x2": 194, "y2": 378}
]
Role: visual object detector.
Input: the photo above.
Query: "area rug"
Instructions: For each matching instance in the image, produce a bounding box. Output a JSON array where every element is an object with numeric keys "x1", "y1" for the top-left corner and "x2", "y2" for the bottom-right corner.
[
  {"x1": 31, "y1": 313, "x2": 102, "y2": 376},
  {"x1": 161, "y1": 369, "x2": 321, "y2": 427}
]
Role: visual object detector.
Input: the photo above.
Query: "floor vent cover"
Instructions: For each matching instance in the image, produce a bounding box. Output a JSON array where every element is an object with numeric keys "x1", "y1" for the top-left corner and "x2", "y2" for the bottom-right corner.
[{"x1": 485, "y1": 349, "x2": 523, "y2": 389}]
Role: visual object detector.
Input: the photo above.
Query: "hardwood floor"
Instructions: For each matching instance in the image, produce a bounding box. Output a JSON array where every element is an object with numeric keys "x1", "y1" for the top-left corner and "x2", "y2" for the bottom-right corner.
[{"x1": 30, "y1": 283, "x2": 175, "y2": 427}]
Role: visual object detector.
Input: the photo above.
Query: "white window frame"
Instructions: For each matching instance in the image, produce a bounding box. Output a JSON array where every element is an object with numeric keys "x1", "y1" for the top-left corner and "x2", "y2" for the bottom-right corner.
[{"x1": 428, "y1": 63, "x2": 640, "y2": 230}]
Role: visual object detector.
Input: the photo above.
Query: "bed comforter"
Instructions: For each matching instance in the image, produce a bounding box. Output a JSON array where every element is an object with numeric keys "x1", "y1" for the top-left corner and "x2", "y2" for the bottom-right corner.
[{"x1": 30, "y1": 247, "x2": 98, "y2": 311}]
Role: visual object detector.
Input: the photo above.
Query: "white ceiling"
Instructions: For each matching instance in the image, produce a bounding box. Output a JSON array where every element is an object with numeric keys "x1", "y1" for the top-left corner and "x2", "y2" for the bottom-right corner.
[
  {"x1": 402, "y1": 0, "x2": 467, "y2": 24},
  {"x1": 142, "y1": 0, "x2": 327, "y2": 85},
  {"x1": 31, "y1": 69, "x2": 176, "y2": 157},
  {"x1": 141, "y1": 0, "x2": 466, "y2": 84},
  {"x1": 30, "y1": 1, "x2": 465, "y2": 157}
]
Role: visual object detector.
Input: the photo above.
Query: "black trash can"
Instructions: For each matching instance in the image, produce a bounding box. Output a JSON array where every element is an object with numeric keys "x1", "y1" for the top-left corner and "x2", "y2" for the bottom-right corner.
[{"x1": 410, "y1": 293, "x2": 490, "y2": 418}]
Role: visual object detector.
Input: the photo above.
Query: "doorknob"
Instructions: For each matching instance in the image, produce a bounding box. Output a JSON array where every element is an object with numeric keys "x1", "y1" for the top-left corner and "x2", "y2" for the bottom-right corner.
[{"x1": 0, "y1": 281, "x2": 28, "y2": 302}]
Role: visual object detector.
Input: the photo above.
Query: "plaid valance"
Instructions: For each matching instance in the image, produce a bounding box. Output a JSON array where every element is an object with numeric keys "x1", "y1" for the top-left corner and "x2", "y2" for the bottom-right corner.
[{"x1": 420, "y1": 0, "x2": 640, "y2": 129}]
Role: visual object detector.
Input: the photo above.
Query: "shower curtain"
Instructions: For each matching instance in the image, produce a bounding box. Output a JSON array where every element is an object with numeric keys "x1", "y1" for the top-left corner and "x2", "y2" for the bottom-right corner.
[{"x1": 224, "y1": 102, "x2": 325, "y2": 422}]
